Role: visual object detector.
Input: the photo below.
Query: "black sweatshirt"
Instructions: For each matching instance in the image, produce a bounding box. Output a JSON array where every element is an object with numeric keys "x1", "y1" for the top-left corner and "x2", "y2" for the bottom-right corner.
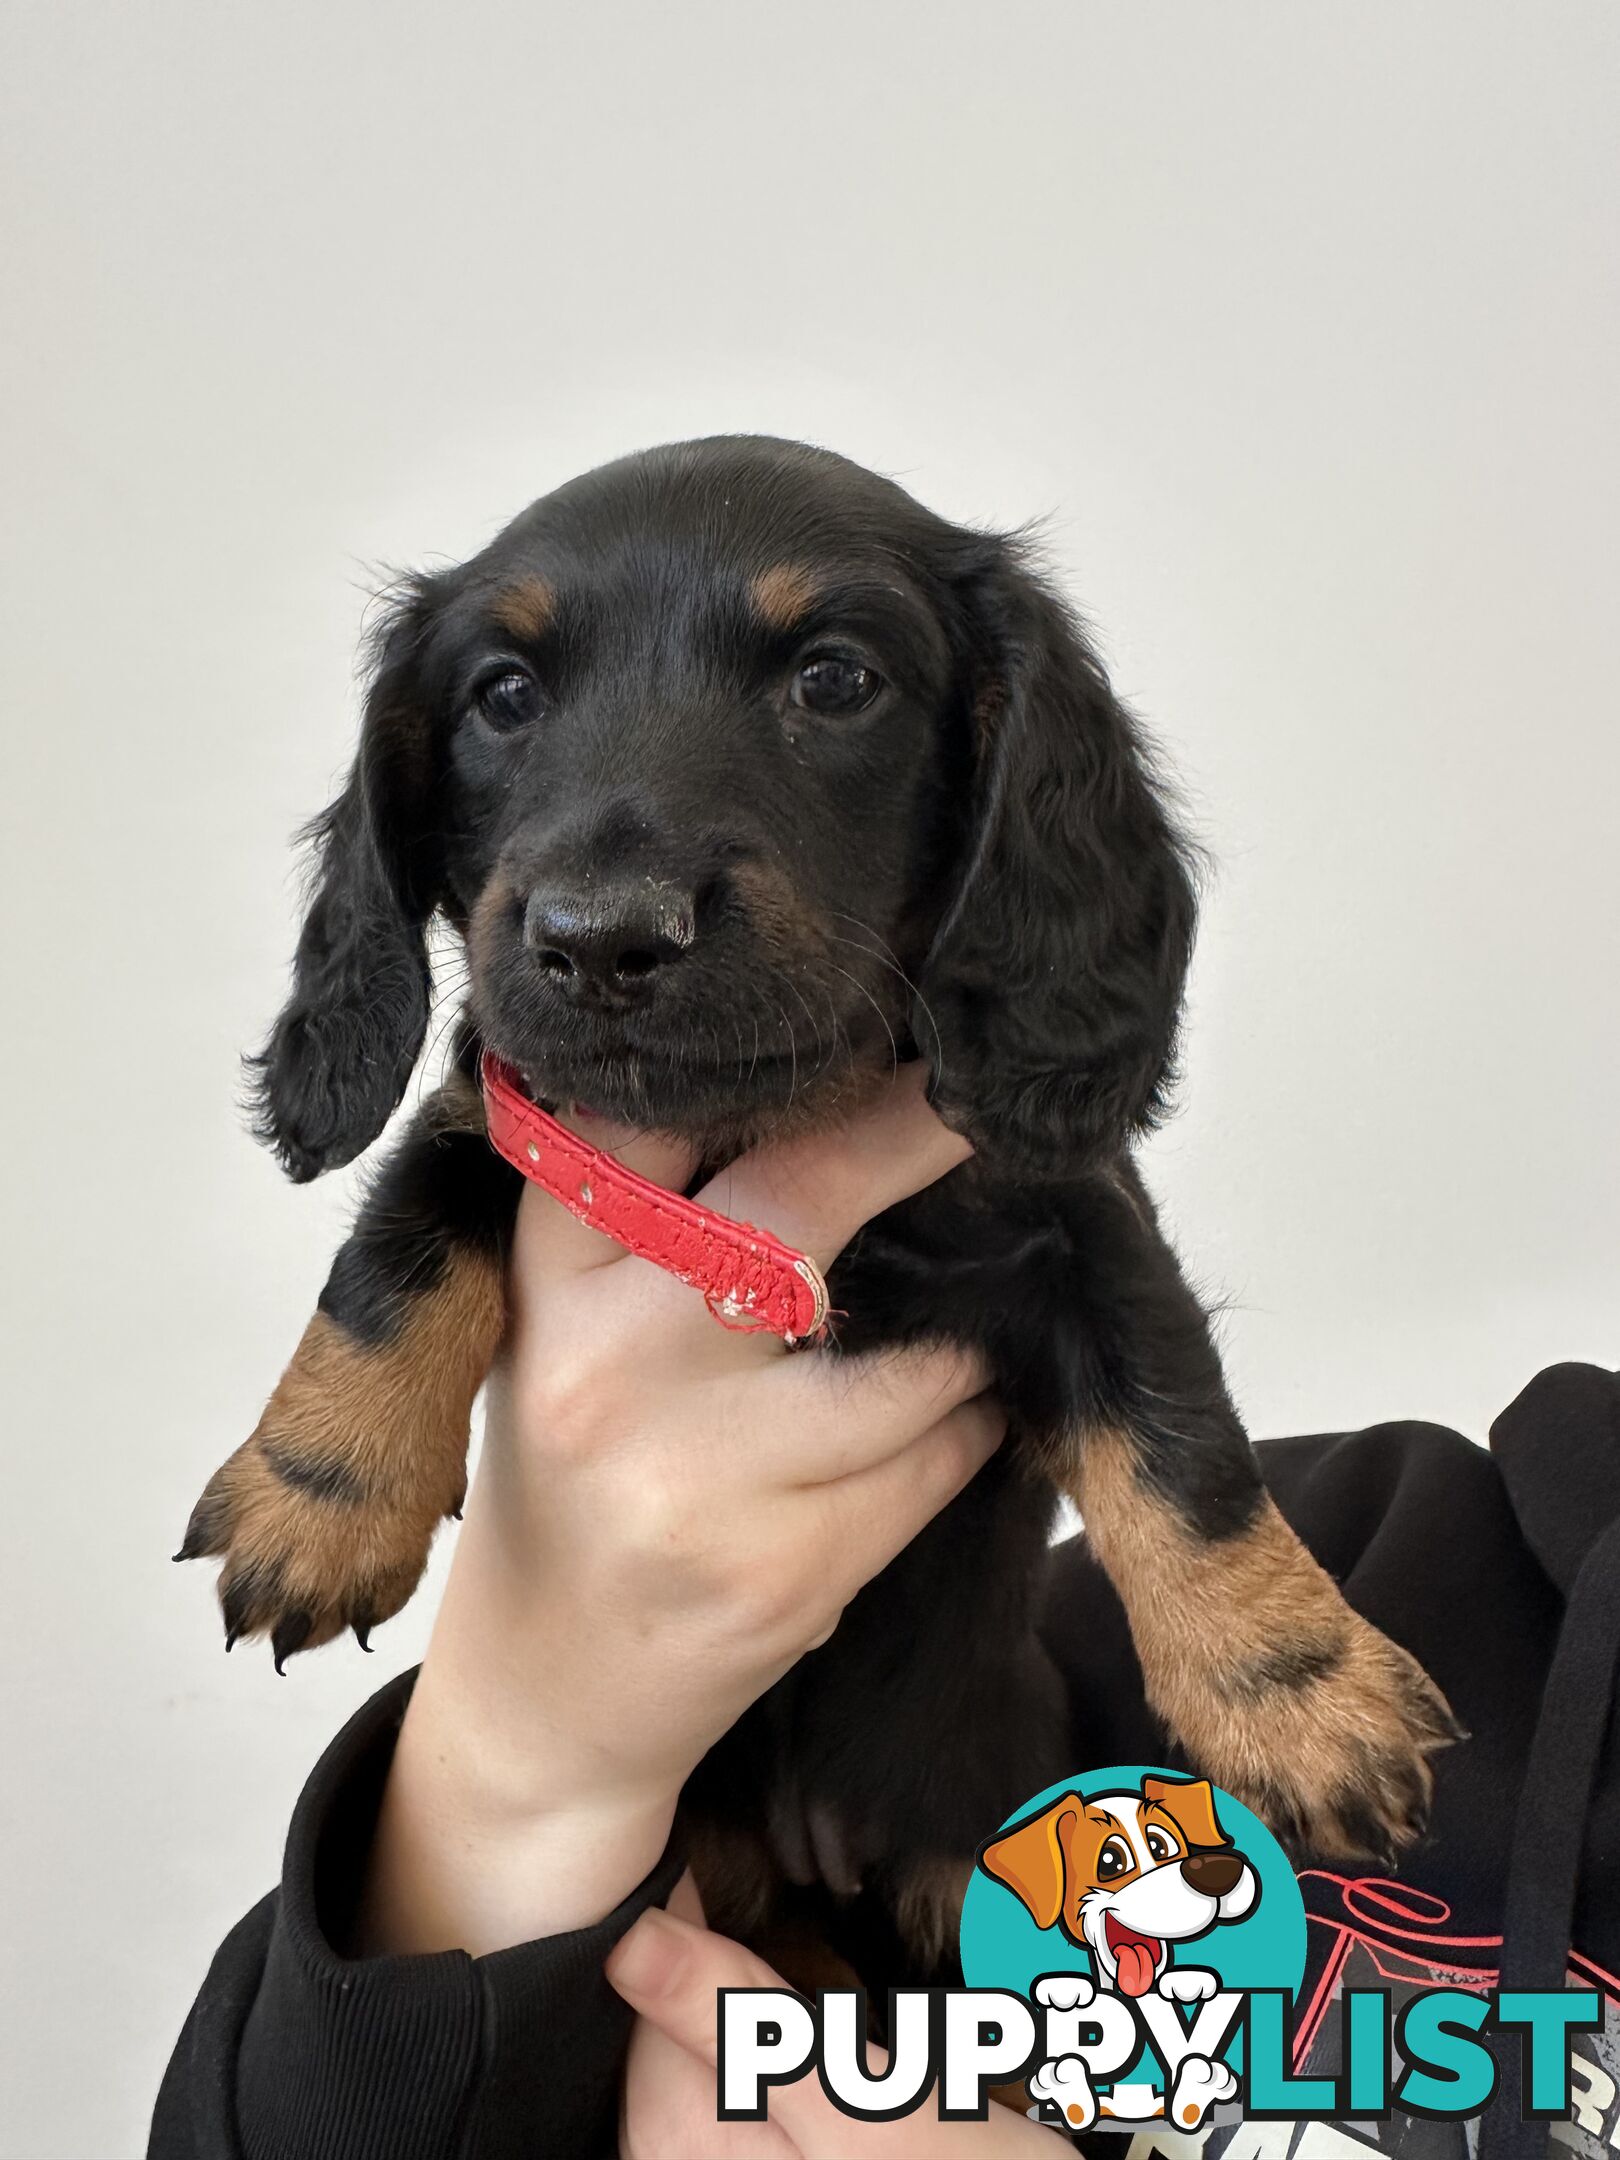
[{"x1": 151, "y1": 1364, "x2": 1620, "y2": 2160}]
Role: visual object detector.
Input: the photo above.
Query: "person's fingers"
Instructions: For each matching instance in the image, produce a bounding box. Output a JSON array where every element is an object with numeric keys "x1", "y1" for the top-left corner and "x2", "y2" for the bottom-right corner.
[
  {"x1": 608, "y1": 1907, "x2": 788, "y2": 2061},
  {"x1": 759, "y1": 1341, "x2": 995, "y2": 1486},
  {"x1": 622, "y1": 2006, "x2": 795, "y2": 2159},
  {"x1": 693, "y1": 1064, "x2": 971, "y2": 1271},
  {"x1": 813, "y1": 1395, "x2": 1007, "y2": 1586},
  {"x1": 620, "y1": 1873, "x2": 798, "y2": 2157},
  {"x1": 608, "y1": 1906, "x2": 1049, "y2": 2154},
  {"x1": 510, "y1": 1115, "x2": 701, "y2": 1285}
]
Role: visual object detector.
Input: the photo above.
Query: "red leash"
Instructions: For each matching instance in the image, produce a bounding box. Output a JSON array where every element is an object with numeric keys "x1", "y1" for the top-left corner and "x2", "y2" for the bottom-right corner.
[{"x1": 480, "y1": 1053, "x2": 831, "y2": 1345}]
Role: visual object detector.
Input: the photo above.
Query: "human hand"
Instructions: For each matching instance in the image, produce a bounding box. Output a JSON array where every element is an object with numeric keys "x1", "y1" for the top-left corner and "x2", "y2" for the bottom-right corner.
[
  {"x1": 609, "y1": 1873, "x2": 1055, "y2": 2156},
  {"x1": 361, "y1": 1065, "x2": 1005, "y2": 1954}
]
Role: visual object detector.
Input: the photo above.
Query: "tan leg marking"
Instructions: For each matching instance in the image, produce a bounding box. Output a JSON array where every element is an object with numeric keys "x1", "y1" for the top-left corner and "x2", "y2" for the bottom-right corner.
[
  {"x1": 181, "y1": 1242, "x2": 505, "y2": 1660},
  {"x1": 1075, "y1": 1428, "x2": 1461, "y2": 1861}
]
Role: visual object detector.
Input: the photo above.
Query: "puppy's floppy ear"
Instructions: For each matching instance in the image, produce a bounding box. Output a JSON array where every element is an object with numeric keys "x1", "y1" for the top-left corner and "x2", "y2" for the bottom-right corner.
[
  {"x1": 249, "y1": 579, "x2": 444, "y2": 1182},
  {"x1": 1141, "y1": 1775, "x2": 1232, "y2": 1852},
  {"x1": 920, "y1": 541, "x2": 1198, "y2": 1174},
  {"x1": 977, "y1": 1793, "x2": 1081, "y2": 1931}
]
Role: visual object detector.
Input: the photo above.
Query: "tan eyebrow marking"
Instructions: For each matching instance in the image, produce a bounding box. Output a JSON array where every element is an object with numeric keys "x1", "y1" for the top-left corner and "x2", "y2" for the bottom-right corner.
[
  {"x1": 749, "y1": 562, "x2": 822, "y2": 631},
  {"x1": 490, "y1": 575, "x2": 555, "y2": 642}
]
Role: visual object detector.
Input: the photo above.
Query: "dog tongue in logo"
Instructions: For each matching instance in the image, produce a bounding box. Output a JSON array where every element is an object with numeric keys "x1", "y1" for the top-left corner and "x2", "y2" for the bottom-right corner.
[{"x1": 1105, "y1": 1915, "x2": 1162, "y2": 1997}]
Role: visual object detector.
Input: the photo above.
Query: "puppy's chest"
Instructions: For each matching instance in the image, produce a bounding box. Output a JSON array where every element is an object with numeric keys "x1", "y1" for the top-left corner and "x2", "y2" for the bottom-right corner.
[{"x1": 825, "y1": 1172, "x2": 1090, "y2": 1433}]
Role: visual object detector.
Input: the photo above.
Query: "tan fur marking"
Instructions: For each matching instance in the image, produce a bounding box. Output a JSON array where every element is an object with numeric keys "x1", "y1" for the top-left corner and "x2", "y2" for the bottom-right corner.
[
  {"x1": 728, "y1": 856, "x2": 828, "y2": 950},
  {"x1": 188, "y1": 1236, "x2": 504, "y2": 1650},
  {"x1": 1073, "y1": 1427, "x2": 1458, "y2": 1857},
  {"x1": 749, "y1": 562, "x2": 821, "y2": 631},
  {"x1": 490, "y1": 574, "x2": 555, "y2": 642}
]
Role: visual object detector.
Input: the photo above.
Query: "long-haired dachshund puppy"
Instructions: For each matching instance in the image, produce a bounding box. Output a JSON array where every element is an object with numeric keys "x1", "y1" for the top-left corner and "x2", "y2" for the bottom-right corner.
[{"x1": 181, "y1": 435, "x2": 1458, "y2": 1967}]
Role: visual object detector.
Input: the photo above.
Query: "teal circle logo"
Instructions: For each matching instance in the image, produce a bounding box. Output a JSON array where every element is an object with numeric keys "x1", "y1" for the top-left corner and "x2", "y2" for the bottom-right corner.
[{"x1": 960, "y1": 1767, "x2": 1307, "y2": 2126}]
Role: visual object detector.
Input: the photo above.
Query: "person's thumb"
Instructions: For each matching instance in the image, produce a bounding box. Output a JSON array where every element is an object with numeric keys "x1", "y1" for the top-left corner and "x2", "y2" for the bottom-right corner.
[
  {"x1": 614, "y1": 1897, "x2": 798, "y2": 2159},
  {"x1": 607, "y1": 1909, "x2": 1052, "y2": 2153}
]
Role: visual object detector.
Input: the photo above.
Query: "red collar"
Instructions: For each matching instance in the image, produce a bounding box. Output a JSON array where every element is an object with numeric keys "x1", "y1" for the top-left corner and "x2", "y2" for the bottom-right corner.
[{"x1": 480, "y1": 1053, "x2": 830, "y2": 1345}]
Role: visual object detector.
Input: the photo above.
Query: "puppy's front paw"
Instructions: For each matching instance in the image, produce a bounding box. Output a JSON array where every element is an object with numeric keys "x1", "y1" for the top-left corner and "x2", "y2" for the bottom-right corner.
[
  {"x1": 1191, "y1": 1613, "x2": 1463, "y2": 1866},
  {"x1": 176, "y1": 1311, "x2": 468, "y2": 1667}
]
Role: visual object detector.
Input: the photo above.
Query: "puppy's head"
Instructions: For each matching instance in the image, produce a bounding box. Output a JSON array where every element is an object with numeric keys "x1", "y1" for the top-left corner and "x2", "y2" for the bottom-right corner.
[
  {"x1": 251, "y1": 436, "x2": 1196, "y2": 1180},
  {"x1": 978, "y1": 1776, "x2": 1257, "y2": 1996}
]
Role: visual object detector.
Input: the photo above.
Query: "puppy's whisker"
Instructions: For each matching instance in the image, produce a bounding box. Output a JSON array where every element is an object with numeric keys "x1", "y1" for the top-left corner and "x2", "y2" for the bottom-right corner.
[
  {"x1": 821, "y1": 961, "x2": 899, "y2": 1077},
  {"x1": 416, "y1": 995, "x2": 474, "y2": 1105},
  {"x1": 826, "y1": 918, "x2": 944, "y2": 1081},
  {"x1": 765, "y1": 994, "x2": 798, "y2": 1111}
]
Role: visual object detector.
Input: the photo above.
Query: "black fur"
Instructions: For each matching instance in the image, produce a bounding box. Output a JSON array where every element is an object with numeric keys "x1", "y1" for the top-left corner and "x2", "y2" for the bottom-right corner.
[
  {"x1": 249, "y1": 436, "x2": 1292, "y2": 1954},
  {"x1": 249, "y1": 588, "x2": 445, "y2": 1181}
]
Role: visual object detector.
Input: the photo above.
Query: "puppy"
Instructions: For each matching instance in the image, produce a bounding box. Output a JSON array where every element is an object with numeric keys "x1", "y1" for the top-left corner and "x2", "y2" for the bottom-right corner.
[{"x1": 180, "y1": 435, "x2": 1458, "y2": 1966}]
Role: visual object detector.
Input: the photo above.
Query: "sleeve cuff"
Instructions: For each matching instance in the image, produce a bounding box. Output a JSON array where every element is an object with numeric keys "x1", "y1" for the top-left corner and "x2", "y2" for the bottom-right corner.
[{"x1": 236, "y1": 1669, "x2": 685, "y2": 2160}]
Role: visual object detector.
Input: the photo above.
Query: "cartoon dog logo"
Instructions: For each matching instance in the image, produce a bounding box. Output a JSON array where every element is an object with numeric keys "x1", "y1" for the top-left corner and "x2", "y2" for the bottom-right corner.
[{"x1": 977, "y1": 1773, "x2": 1259, "y2": 2131}]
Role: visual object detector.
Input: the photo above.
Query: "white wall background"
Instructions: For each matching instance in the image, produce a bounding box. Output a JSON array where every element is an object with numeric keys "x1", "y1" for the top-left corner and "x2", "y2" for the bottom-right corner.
[{"x1": 2, "y1": 3, "x2": 1615, "y2": 2149}]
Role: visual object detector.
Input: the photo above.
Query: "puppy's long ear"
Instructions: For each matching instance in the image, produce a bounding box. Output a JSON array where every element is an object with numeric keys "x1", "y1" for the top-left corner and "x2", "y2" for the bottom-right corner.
[
  {"x1": 249, "y1": 582, "x2": 443, "y2": 1182},
  {"x1": 977, "y1": 1793, "x2": 1081, "y2": 1931},
  {"x1": 920, "y1": 543, "x2": 1198, "y2": 1174}
]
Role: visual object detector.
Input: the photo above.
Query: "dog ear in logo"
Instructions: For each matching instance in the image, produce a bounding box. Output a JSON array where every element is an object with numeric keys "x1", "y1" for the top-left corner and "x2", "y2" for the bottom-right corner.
[
  {"x1": 1141, "y1": 1775, "x2": 1228, "y2": 1855},
  {"x1": 978, "y1": 1793, "x2": 1083, "y2": 1934}
]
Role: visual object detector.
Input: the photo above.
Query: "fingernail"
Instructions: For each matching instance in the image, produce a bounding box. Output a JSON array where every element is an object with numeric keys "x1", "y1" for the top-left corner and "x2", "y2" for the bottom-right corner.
[{"x1": 605, "y1": 1908, "x2": 689, "y2": 2001}]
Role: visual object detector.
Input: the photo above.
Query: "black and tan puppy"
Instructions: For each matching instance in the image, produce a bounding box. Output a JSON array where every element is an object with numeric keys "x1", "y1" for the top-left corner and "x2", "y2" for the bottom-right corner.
[{"x1": 181, "y1": 435, "x2": 1458, "y2": 1965}]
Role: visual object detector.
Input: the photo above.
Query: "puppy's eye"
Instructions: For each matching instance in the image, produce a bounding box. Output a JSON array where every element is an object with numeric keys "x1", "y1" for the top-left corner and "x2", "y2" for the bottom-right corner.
[
  {"x1": 1144, "y1": 1826, "x2": 1181, "y2": 1863},
  {"x1": 791, "y1": 654, "x2": 882, "y2": 716},
  {"x1": 1096, "y1": 1837, "x2": 1133, "y2": 1881},
  {"x1": 476, "y1": 667, "x2": 543, "y2": 732}
]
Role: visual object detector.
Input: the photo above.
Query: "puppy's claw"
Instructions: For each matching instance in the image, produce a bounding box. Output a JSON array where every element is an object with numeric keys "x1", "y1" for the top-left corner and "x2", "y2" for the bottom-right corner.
[
  {"x1": 185, "y1": 1427, "x2": 443, "y2": 1663},
  {"x1": 174, "y1": 1492, "x2": 226, "y2": 1565},
  {"x1": 272, "y1": 1611, "x2": 314, "y2": 1674}
]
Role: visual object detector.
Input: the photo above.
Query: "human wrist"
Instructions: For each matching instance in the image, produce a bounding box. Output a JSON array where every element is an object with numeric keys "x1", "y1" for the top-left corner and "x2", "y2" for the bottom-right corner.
[{"x1": 359, "y1": 1673, "x2": 681, "y2": 1954}]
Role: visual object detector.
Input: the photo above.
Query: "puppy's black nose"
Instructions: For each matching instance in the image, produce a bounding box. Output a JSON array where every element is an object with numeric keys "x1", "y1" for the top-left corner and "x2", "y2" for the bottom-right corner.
[
  {"x1": 1181, "y1": 1850, "x2": 1244, "y2": 1897},
  {"x1": 522, "y1": 877, "x2": 695, "y2": 1001}
]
